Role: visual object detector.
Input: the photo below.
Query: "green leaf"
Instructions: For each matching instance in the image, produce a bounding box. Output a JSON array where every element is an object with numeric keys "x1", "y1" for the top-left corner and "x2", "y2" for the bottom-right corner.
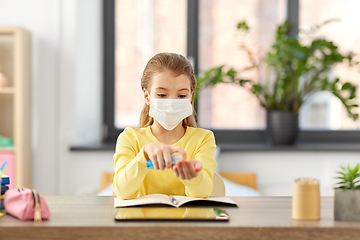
[
  {"x1": 239, "y1": 79, "x2": 251, "y2": 86},
  {"x1": 237, "y1": 21, "x2": 249, "y2": 31},
  {"x1": 349, "y1": 104, "x2": 359, "y2": 109},
  {"x1": 341, "y1": 82, "x2": 357, "y2": 99},
  {"x1": 195, "y1": 19, "x2": 359, "y2": 118},
  {"x1": 354, "y1": 164, "x2": 359, "y2": 176},
  {"x1": 226, "y1": 68, "x2": 237, "y2": 78},
  {"x1": 335, "y1": 164, "x2": 360, "y2": 189},
  {"x1": 336, "y1": 176, "x2": 346, "y2": 179},
  {"x1": 252, "y1": 84, "x2": 263, "y2": 95}
]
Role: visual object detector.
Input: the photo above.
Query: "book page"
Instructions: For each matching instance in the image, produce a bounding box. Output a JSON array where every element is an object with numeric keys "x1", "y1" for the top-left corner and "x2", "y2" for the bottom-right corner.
[
  {"x1": 173, "y1": 196, "x2": 237, "y2": 207},
  {"x1": 114, "y1": 194, "x2": 175, "y2": 208}
]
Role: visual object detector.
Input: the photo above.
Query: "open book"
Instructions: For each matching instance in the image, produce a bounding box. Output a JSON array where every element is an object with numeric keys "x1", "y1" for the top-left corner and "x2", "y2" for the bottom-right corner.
[{"x1": 114, "y1": 194, "x2": 237, "y2": 208}]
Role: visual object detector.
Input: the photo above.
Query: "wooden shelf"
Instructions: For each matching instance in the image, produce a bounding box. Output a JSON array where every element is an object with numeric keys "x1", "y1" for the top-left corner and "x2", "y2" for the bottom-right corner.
[
  {"x1": 0, "y1": 26, "x2": 31, "y2": 188},
  {"x1": 0, "y1": 87, "x2": 14, "y2": 94},
  {"x1": 0, "y1": 146, "x2": 15, "y2": 152}
]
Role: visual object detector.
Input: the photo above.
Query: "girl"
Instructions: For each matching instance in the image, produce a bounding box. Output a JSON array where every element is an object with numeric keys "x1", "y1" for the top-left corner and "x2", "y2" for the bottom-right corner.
[{"x1": 113, "y1": 52, "x2": 216, "y2": 200}]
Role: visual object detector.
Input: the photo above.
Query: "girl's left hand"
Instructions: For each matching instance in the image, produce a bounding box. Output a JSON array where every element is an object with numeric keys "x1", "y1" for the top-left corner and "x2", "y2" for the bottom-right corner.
[{"x1": 172, "y1": 159, "x2": 202, "y2": 180}]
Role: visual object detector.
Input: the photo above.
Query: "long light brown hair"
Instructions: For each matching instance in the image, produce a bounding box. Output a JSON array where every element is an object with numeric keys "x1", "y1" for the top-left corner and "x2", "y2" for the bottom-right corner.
[{"x1": 139, "y1": 52, "x2": 197, "y2": 128}]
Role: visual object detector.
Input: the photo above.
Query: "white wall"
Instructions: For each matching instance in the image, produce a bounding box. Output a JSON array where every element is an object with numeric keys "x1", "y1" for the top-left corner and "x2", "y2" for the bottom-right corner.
[
  {"x1": 218, "y1": 151, "x2": 360, "y2": 196},
  {"x1": 0, "y1": 0, "x2": 359, "y2": 196},
  {"x1": 0, "y1": 0, "x2": 113, "y2": 195},
  {"x1": 0, "y1": 0, "x2": 62, "y2": 193}
]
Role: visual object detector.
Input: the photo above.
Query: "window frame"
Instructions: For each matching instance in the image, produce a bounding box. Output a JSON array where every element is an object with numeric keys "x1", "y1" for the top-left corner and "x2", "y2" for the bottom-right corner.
[
  {"x1": 103, "y1": 0, "x2": 117, "y2": 142},
  {"x1": 103, "y1": 0, "x2": 360, "y2": 145}
]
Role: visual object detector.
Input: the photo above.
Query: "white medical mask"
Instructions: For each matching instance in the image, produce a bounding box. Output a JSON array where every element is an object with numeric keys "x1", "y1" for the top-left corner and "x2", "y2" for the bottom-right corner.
[{"x1": 147, "y1": 92, "x2": 193, "y2": 131}]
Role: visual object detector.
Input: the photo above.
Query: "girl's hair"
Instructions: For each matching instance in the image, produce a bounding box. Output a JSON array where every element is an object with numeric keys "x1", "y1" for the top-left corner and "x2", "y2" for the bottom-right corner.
[{"x1": 139, "y1": 52, "x2": 197, "y2": 128}]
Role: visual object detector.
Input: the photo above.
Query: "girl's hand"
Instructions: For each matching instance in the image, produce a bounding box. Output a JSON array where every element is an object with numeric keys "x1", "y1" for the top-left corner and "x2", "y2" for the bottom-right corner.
[
  {"x1": 172, "y1": 159, "x2": 202, "y2": 180},
  {"x1": 143, "y1": 142, "x2": 187, "y2": 170}
]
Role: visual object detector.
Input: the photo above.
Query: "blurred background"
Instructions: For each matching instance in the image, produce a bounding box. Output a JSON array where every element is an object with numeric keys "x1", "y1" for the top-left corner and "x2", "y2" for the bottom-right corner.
[
  {"x1": 114, "y1": 0, "x2": 360, "y2": 130},
  {"x1": 0, "y1": 0, "x2": 359, "y2": 196}
]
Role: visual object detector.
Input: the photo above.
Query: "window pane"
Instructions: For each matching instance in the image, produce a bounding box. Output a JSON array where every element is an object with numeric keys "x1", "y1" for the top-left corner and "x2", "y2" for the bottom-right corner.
[
  {"x1": 115, "y1": 0, "x2": 187, "y2": 128},
  {"x1": 198, "y1": 0, "x2": 286, "y2": 129},
  {"x1": 299, "y1": 0, "x2": 360, "y2": 130}
]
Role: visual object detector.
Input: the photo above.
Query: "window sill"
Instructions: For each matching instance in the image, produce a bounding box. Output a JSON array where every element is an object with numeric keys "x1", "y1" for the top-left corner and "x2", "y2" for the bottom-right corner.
[
  {"x1": 70, "y1": 142, "x2": 115, "y2": 151},
  {"x1": 218, "y1": 142, "x2": 360, "y2": 151},
  {"x1": 69, "y1": 142, "x2": 360, "y2": 152}
]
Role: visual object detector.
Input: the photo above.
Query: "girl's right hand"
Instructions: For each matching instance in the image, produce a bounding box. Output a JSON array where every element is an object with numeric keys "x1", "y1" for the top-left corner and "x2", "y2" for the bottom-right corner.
[{"x1": 143, "y1": 142, "x2": 187, "y2": 170}]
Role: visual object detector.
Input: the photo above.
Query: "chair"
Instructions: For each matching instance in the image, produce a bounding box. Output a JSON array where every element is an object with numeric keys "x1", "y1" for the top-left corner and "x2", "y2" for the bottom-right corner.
[
  {"x1": 219, "y1": 171, "x2": 258, "y2": 190},
  {"x1": 100, "y1": 171, "x2": 258, "y2": 197},
  {"x1": 210, "y1": 172, "x2": 225, "y2": 196}
]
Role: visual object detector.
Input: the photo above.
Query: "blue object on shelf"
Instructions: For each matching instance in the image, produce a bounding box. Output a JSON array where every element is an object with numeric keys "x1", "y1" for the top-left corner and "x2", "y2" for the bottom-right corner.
[
  {"x1": 1, "y1": 185, "x2": 8, "y2": 195},
  {"x1": 1, "y1": 175, "x2": 10, "y2": 185},
  {"x1": 146, "y1": 155, "x2": 182, "y2": 169}
]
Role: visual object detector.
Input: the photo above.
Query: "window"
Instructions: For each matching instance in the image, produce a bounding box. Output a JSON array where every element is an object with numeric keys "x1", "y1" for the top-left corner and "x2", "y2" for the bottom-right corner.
[
  {"x1": 299, "y1": 0, "x2": 360, "y2": 130},
  {"x1": 198, "y1": 0, "x2": 286, "y2": 129},
  {"x1": 114, "y1": 0, "x2": 187, "y2": 129},
  {"x1": 104, "y1": 0, "x2": 360, "y2": 145},
  {"x1": 103, "y1": 0, "x2": 192, "y2": 141}
]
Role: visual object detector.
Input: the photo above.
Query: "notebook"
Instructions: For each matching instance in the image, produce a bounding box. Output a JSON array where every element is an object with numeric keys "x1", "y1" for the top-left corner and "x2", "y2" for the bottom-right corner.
[
  {"x1": 115, "y1": 207, "x2": 230, "y2": 221},
  {"x1": 114, "y1": 194, "x2": 237, "y2": 208}
]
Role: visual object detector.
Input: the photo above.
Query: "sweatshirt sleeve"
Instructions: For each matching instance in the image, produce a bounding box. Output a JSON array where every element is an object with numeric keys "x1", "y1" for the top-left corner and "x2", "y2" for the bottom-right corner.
[
  {"x1": 181, "y1": 130, "x2": 217, "y2": 198},
  {"x1": 113, "y1": 128, "x2": 150, "y2": 199}
]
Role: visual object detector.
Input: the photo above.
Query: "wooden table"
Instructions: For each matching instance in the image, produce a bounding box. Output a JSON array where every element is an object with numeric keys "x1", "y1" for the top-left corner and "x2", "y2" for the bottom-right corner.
[{"x1": 1, "y1": 195, "x2": 360, "y2": 240}]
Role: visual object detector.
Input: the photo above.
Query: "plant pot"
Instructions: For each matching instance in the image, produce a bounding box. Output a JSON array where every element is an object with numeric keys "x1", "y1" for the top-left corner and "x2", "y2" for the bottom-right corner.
[
  {"x1": 334, "y1": 189, "x2": 360, "y2": 221},
  {"x1": 266, "y1": 110, "x2": 299, "y2": 145}
]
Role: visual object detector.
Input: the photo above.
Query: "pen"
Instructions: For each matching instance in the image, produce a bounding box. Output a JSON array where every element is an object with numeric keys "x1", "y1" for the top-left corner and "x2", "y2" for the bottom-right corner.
[
  {"x1": 169, "y1": 195, "x2": 178, "y2": 205},
  {"x1": 0, "y1": 160, "x2": 7, "y2": 177},
  {"x1": 0, "y1": 160, "x2": 7, "y2": 173}
]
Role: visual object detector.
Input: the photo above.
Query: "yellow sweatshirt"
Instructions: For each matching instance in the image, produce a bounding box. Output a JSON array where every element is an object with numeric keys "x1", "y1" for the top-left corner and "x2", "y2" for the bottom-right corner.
[{"x1": 113, "y1": 126, "x2": 217, "y2": 199}]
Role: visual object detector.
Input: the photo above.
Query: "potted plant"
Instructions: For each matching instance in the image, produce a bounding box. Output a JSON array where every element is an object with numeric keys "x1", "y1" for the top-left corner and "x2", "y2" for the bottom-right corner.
[
  {"x1": 334, "y1": 163, "x2": 360, "y2": 221},
  {"x1": 195, "y1": 21, "x2": 359, "y2": 145}
]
